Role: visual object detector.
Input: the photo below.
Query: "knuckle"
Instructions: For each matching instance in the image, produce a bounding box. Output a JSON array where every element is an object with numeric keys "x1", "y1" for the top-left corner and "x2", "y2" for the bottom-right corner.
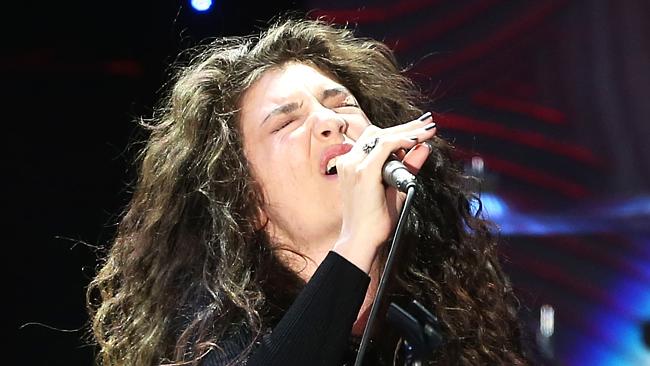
[
  {"x1": 354, "y1": 162, "x2": 371, "y2": 178},
  {"x1": 339, "y1": 162, "x2": 353, "y2": 175},
  {"x1": 354, "y1": 164, "x2": 365, "y2": 176},
  {"x1": 360, "y1": 125, "x2": 380, "y2": 138}
]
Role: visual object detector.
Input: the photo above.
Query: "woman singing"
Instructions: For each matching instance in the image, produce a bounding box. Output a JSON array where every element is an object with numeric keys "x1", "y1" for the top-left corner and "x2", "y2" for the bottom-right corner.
[{"x1": 87, "y1": 17, "x2": 528, "y2": 365}]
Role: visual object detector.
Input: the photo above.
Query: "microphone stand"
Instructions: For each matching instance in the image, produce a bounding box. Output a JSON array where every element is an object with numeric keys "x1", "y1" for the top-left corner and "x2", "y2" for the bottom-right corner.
[
  {"x1": 386, "y1": 300, "x2": 443, "y2": 365},
  {"x1": 353, "y1": 186, "x2": 442, "y2": 365}
]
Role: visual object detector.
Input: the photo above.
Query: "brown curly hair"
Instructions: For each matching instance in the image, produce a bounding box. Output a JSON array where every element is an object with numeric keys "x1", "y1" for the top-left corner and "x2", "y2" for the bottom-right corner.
[{"x1": 87, "y1": 16, "x2": 528, "y2": 365}]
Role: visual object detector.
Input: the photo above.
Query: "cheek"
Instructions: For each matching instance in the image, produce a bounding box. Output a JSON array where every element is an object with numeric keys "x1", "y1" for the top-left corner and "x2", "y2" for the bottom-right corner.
[
  {"x1": 244, "y1": 144, "x2": 280, "y2": 196},
  {"x1": 250, "y1": 141, "x2": 307, "y2": 195}
]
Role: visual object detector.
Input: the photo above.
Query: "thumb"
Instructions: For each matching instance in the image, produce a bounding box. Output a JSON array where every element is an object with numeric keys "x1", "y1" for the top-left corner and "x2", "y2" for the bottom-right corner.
[{"x1": 401, "y1": 141, "x2": 433, "y2": 175}]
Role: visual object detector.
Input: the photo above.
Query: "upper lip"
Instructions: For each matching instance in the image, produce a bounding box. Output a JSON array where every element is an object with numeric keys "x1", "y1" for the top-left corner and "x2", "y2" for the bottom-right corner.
[{"x1": 320, "y1": 143, "x2": 353, "y2": 174}]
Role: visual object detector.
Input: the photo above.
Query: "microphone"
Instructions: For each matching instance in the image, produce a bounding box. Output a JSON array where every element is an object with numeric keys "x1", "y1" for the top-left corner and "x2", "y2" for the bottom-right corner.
[
  {"x1": 383, "y1": 156, "x2": 417, "y2": 193},
  {"x1": 355, "y1": 157, "x2": 419, "y2": 366}
]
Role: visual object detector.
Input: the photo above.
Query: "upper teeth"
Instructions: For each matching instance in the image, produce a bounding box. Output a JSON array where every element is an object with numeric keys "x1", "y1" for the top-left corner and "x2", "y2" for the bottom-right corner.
[{"x1": 326, "y1": 156, "x2": 338, "y2": 174}]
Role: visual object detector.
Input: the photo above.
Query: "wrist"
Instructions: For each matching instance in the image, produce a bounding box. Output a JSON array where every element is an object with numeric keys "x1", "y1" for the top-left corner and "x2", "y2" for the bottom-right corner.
[{"x1": 332, "y1": 236, "x2": 379, "y2": 274}]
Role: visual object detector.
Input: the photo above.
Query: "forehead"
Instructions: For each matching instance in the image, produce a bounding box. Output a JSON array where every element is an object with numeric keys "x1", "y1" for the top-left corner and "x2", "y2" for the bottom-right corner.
[{"x1": 240, "y1": 63, "x2": 345, "y2": 113}]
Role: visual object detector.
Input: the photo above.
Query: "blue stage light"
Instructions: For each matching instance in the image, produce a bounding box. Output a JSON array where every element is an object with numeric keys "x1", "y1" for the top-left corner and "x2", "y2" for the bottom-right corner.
[
  {"x1": 480, "y1": 193, "x2": 508, "y2": 219},
  {"x1": 191, "y1": 0, "x2": 213, "y2": 12}
]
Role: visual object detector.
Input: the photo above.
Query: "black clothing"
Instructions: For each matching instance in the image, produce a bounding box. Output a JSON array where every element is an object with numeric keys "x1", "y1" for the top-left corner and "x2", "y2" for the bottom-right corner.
[{"x1": 203, "y1": 251, "x2": 393, "y2": 365}]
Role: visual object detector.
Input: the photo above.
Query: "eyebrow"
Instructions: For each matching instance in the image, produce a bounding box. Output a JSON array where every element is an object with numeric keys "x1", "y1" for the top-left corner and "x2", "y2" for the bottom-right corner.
[
  {"x1": 263, "y1": 100, "x2": 304, "y2": 124},
  {"x1": 322, "y1": 86, "x2": 352, "y2": 100},
  {"x1": 261, "y1": 87, "x2": 353, "y2": 125}
]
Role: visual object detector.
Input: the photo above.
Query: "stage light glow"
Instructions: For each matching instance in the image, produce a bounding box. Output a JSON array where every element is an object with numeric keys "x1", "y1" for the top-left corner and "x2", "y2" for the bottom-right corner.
[
  {"x1": 480, "y1": 193, "x2": 507, "y2": 219},
  {"x1": 191, "y1": 0, "x2": 212, "y2": 12},
  {"x1": 470, "y1": 193, "x2": 508, "y2": 220},
  {"x1": 580, "y1": 309, "x2": 650, "y2": 366},
  {"x1": 605, "y1": 195, "x2": 650, "y2": 217},
  {"x1": 565, "y1": 265, "x2": 650, "y2": 365},
  {"x1": 540, "y1": 304, "x2": 555, "y2": 337}
]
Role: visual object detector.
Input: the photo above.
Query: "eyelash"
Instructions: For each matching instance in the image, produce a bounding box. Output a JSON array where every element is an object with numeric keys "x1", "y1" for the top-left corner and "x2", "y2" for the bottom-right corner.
[
  {"x1": 274, "y1": 119, "x2": 296, "y2": 132},
  {"x1": 273, "y1": 103, "x2": 358, "y2": 132},
  {"x1": 337, "y1": 102, "x2": 359, "y2": 108}
]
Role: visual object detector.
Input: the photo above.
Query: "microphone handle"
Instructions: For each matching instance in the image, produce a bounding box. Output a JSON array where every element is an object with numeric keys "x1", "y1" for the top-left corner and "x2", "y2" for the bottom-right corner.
[{"x1": 382, "y1": 157, "x2": 417, "y2": 193}]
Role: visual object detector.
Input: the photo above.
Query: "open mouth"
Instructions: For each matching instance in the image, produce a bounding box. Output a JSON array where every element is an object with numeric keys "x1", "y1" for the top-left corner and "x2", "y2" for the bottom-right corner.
[
  {"x1": 326, "y1": 156, "x2": 339, "y2": 175},
  {"x1": 321, "y1": 143, "x2": 353, "y2": 176}
]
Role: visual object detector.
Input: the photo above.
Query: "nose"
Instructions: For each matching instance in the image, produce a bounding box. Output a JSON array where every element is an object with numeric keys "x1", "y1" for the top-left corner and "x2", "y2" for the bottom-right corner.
[{"x1": 311, "y1": 110, "x2": 347, "y2": 141}]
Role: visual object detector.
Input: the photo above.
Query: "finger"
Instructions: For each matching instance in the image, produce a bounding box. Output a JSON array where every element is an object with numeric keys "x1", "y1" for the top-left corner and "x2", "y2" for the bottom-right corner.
[
  {"x1": 349, "y1": 112, "x2": 433, "y2": 143},
  {"x1": 394, "y1": 148, "x2": 407, "y2": 161},
  {"x1": 341, "y1": 125, "x2": 383, "y2": 165},
  {"x1": 402, "y1": 140, "x2": 433, "y2": 174},
  {"x1": 357, "y1": 135, "x2": 420, "y2": 178},
  {"x1": 343, "y1": 119, "x2": 436, "y2": 169},
  {"x1": 354, "y1": 117, "x2": 435, "y2": 154},
  {"x1": 385, "y1": 185, "x2": 406, "y2": 223},
  {"x1": 370, "y1": 112, "x2": 434, "y2": 137}
]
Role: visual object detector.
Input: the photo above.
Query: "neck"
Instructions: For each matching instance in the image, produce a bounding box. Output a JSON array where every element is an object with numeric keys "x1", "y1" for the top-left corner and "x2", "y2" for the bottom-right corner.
[
  {"x1": 272, "y1": 229, "x2": 341, "y2": 281},
  {"x1": 269, "y1": 228, "x2": 382, "y2": 335}
]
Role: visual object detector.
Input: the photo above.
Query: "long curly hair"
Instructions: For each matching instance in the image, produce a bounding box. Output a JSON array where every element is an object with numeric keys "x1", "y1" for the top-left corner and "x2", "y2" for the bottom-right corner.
[{"x1": 87, "y1": 17, "x2": 528, "y2": 365}]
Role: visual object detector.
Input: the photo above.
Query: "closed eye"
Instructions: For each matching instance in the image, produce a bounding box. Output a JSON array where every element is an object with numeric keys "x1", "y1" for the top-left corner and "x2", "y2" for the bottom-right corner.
[{"x1": 273, "y1": 119, "x2": 297, "y2": 133}]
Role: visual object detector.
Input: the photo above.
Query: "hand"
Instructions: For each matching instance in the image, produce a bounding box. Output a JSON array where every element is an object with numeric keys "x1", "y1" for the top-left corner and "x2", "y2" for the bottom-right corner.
[{"x1": 332, "y1": 112, "x2": 437, "y2": 272}]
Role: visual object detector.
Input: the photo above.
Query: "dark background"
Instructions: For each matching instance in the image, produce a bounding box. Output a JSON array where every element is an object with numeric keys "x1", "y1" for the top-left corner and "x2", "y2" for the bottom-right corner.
[
  {"x1": 6, "y1": 1, "x2": 306, "y2": 364},
  {"x1": 7, "y1": 1, "x2": 649, "y2": 365}
]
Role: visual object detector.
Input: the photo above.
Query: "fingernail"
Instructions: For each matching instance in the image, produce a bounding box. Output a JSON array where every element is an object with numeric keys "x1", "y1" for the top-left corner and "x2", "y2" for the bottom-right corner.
[
  {"x1": 418, "y1": 111, "x2": 432, "y2": 121},
  {"x1": 424, "y1": 122, "x2": 437, "y2": 131}
]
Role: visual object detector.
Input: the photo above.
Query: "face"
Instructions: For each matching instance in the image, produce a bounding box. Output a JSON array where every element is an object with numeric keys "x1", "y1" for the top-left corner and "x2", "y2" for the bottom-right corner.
[{"x1": 239, "y1": 62, "x2": 371, "y2": 252}]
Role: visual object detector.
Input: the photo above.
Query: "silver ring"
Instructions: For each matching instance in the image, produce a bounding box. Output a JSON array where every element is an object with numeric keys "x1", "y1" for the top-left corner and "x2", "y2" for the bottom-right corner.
[
  {"x1": 362, "y1": 137, "x2": 379, "y2": 154},
  {"x1": 423, "y1": 139, "x2": 434, "y2": 154}
]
